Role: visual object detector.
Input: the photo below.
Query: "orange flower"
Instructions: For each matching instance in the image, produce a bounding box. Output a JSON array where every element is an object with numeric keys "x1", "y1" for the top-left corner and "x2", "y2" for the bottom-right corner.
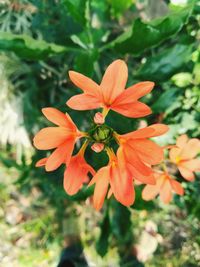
[
  {"x1": 169, "y1": 134, "x2": 200, "y2": 181},
  {"x1": 63, "y1": 143, "x2": 95, "y2": 195},
  {"x1": 142, "y1": 171, "x2": 184, "y2": 204},
  {"x1": 33, "y1": 107, "x2": 83, "y2": 171},
  {"x1": 66, "y1": 59, "x2": 154, "y2": 118},
  {"x1": 89, "y1": 148, "x2": 135, "y2": 211},
  {"x1": 115, "y1": 124, "x2": 169, "y2": 184}
]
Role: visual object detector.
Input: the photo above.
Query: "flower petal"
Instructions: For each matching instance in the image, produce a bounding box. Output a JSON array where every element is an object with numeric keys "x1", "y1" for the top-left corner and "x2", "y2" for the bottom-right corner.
[
  {"x1": 179, "y1": 139, "x2": 200, "y2": 160},
  {"x1": 112, "y1": 81, "x2": 154, "y2": 106},
  {"x1": 179, "y1": 159, "x2": 200, "y2": 171},
  {"x1": 129, "y1": 164, "x2": 155, "y2": 184},
  {"x1": 42, "y1": 108, "x2": 76, "y2": 130},
  {"x1": 45, "y1": 138, "x2": 75, "y2": 171},
  {"x1": 160, "y1": 179, "x2": 172, "y2": 204},
  {"x1": 110, "y1": 163, "x2": 135, "y2": 206},
  {"x1": 68, "y1": 71, "x2": 101, "y2": 98},
  {"x1": 100, "y1": 59, "x2": 128, "y2": 104},
  {"x1": 170, "y1": 179, "x2": 184, "y2": 195},
  {"x1": 129, "y1": 139, "x2": 164, "y2": 165},
  {"x1": 122, "y1": 124, "x2": 168, "y2": 140},
  {"x1": 176, "y1": 134, "x2": 188, "y2": 148},
  {"x1": 91, "y1": 166, "x2": 110, "y2": 211},
  {"x1": 169, "y1": 147, "x2": 181, "y2": 163},
  {"x1": 66, "y1": 94, "x2": 101, "y2": 110},
  {"x1": 111, "y1": 101, "x2": 151, "y2": 118},
  {"x1": 63, "y1": 156, "x2": 88, "y2": 195},
  {"x1": 178, "y1": 166, "x2": 195, "y2": 181},
  {"x1": 35, "y1": 157, "x2": 48, "y2": 167},
  {"x1": 123, "y1": 145, "x2": 153, "y2": 176},
  {"x1": 142, "y1": 184, "x2": 159, "y2": 201},
  {"x1": 33, "y1": 127, "x2": 72, "y2": 150}
]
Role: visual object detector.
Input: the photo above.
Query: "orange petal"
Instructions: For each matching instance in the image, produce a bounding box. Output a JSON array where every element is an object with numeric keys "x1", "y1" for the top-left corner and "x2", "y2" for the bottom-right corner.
[
  {"x1": 66, "y1": 94, "x2": 101, "y2": 110},
  {"x1": 160, "y1": 179, "x2": 172, "y2": 204},
  {"x1": 129, "y1": 164, "x2": 155, "y2": 185},
  {"x1": 176, "y1": 134, "x2": 188, "y2": 148},
  {"x1": 110, "y1": 164, "x2": 135, "y2": 206},
  {"x1": 33, "y1": 127, "x2": 72, "y2": 150},
  {"x1": 179, "y1": 139, "x2": 200, "y2": 160},
  {"x1": 179, "y1": 159, "x2": 200, "y2": 171},
  {"x1": 92, "y1": 166, "x2": 110, "y2": 211},
  {"x1": 111, "y1": 101, "x2": 151, "y2": 118},
  {"x1": 178, "y1": 166, "x2": 195, "y2": 181},
  {"x1": 148, "y1": 124, "x2": 169, "y2": 137},
  {"x1": 170, "y1": 179, "x2": 184, "y2": 196},
  {"x1": 42, "y1": 108, "x2": 76, "y2": 130},
  {"x1": 45, "y1": 138, "x2": 75, "y2": 171},
  {"x1": 63, "y1": 156, "x2": 89, "y2": 195},
  {"x1": 68, "y1": 71, "x2": 101, "y2": 98},
  {"x1": 123, "y1": 145, "x2": 153, "y2": 177},
  {"x1": 112, "y1": 81, "x2": 154, "y2": 106},
  {"x1": 129, "y1": 139, "x2": 164, "y2": 165},
  {"x1": 122, "y1": 124, "x2": 168, "y2": 140},
  {"x1": 35, "y1": 157, "x2": 48, "y2": 167},
  {"x1": 142, "y1": 184, "x2": 159, "y2": 201},
  {"x1": 169, "y1": 147, "x2": 181, "y2": 163},
  {"x1": 100, "y1": 59, "x2": 128, "y2": 104}
]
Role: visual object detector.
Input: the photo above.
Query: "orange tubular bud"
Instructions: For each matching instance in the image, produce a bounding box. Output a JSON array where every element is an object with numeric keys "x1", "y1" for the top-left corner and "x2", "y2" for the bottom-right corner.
[
  {"x1": 94, "y1": 112, "x2": 105, "y2": 124},
  {"x1": 91, "y1": 143, "x2": 104, "y2": 153}
]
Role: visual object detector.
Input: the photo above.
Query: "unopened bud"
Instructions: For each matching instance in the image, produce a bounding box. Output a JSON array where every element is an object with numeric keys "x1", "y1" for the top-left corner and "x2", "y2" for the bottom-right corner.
[
  {"x1": 94, "y1": 112, "x2": 105, "y2": 125},
  {"x1": 91, "y1": 143, "x2": 104, "y2": 153}
]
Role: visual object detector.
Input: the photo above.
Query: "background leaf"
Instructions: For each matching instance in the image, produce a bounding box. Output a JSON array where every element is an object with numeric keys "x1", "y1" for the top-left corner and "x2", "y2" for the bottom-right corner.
[
  {"x1": 111, "y1": 3, "x2": 194, "y2": 54},
  {"x1": 0, "y1": 32, "x2": 68, "y2": 59},
  {"x1": 135, "y1": 44, "x2": 193, "y2": 82}
]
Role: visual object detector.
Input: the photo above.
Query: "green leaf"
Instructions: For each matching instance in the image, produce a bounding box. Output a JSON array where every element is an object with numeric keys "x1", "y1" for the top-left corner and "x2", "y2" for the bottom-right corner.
[
  {"x1": 96, "y1": 208, "x2": 110, "y2": 257},
  {"x1": 62, "y1": 0, "x2": 87, "y2": 25},
  {"x1": 111, "y1": 3, "x2": 194, "y2": 54},
  {"x1": 135, "y1": 45, "x2": 193, "y2": 82},
  {"x1": 0, "y1": 32, "x2": 69, "y2": 60},
  {"x1": 107, "y1": 0, "x2": 133, "y2": 18},
  {"x1": 172, "y1": 72, "x2": 193, "y2": 87},
  {"x1": 152, "y1": 87, "x2": 180, "y2": 113},
  {"x1": 74, "y1": 51, "x2": 98, "y2": 76},
  {"x1": 111, "y1": 202, "x2": 132, "y2": 244}
]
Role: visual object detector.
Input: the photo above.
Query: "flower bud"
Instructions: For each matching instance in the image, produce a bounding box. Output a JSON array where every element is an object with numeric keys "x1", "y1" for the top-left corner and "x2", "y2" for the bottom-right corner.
[
  {"x1": 94, "y1": 112, "x2": 105, "y2": 125},
  {"x1": 91, "y1": 143, "x2": 104, "y2": 153}
]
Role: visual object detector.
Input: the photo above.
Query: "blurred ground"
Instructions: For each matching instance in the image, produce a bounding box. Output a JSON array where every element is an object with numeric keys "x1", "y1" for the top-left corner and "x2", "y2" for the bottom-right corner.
[{"x1": 1, "y1": 163, "x2": 200, "y2": 267}]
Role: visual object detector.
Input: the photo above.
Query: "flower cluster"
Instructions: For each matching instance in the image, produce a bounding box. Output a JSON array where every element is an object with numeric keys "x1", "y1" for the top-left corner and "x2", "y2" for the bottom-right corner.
[
  {"x1": 142, "y1": 135, "x2": 200, "y2": 203},
  {"x1": 33, "y1": 60, "x2": 200, "y2": 210}
]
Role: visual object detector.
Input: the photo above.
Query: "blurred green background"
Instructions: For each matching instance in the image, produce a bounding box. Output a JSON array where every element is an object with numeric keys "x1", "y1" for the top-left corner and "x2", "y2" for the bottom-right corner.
[{"x1": 0, "y1": 0, "x2": 200, "y2": 266}]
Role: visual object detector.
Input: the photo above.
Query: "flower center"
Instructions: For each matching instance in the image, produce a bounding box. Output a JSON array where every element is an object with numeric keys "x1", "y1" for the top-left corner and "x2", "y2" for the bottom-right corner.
[{"x1": 89, "y1": 125, "x2": 113, "y2": 144}]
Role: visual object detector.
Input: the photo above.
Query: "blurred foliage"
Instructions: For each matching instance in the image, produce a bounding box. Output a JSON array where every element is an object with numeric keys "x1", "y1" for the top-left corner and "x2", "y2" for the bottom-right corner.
[{"x1": 0, "y1": 0, "x2": 200, "y2": 266}]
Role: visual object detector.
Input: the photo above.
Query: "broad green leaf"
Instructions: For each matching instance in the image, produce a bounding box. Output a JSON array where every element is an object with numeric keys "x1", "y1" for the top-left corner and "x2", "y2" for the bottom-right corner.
[
  {"x1": 111, "y1": 202, "x2": 132, "y2": 244},
  {"x1": 110, "y1": 3, "x2": 194, "y2": 54},
  {"x1": 96, "y1": 208, "x2": 110, "y2": 257},
  {"x1": 135, "y1": 45, "x2": 192, "y2": 82},
  {"x1": 0, "y1": 32, "x2": 68, "y2": 60},
  {"x1": 152, "y1": 88, "x2": 180, "y2": 113}
]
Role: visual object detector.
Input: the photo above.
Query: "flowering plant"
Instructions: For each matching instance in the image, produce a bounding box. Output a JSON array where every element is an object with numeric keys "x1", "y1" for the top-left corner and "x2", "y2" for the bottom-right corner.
[{"x1": 33, "y1": 60, "x2": 200, "y2": 211}]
